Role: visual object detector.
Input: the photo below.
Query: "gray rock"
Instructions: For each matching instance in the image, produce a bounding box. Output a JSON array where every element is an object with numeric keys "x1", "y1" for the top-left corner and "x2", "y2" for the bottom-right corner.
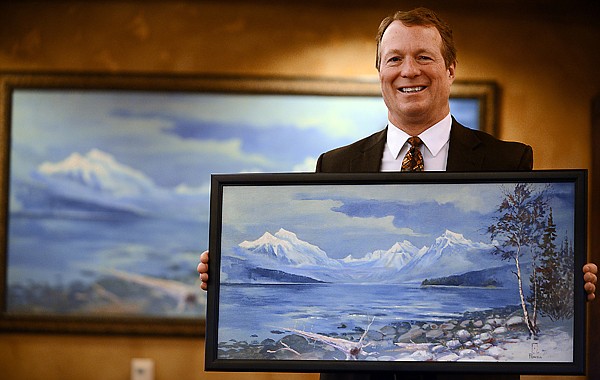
[
  {"x1": 366, "y1": 330, "x2": 385, "y2": 341},
  {"x1": 486, "y1": 318, "x2": 503, "y2": 327},
  {"x1": 440, "y1": 322, "x2": 456, "y2": 330},
  {"x1": 432, "y1": 345, "x2": 448, "y2": 354},
  {"x1": 396, "y1": 327, "x2": 425, "y2": 343},
  {"x1": 459, "y1": 349, "x2": 477, "y2": 357},
  {"x1": 379, "y1": 325, "x2": 397, "y2": 336},
  {"x1": 446, "y1": 339, "x2": 462, "y2": 350},
  {"x1": 506, "y1": 316, "x2": 525, "y2": 326},
  {"x1": 456, "y1": 329, "x2": 471, "y2": 342},
  {"x1": 479, "y1": 332, "x2": 494, "y2": 343},
  {"x1": 426, "y1": 329, "x2": 444, "y2": 339}
]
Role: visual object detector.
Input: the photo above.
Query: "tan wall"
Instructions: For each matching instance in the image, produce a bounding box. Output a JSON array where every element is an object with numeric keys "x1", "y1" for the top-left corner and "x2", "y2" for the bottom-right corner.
[{"x1": 1, "y1": 1, "x2": 599, "y2": 380}]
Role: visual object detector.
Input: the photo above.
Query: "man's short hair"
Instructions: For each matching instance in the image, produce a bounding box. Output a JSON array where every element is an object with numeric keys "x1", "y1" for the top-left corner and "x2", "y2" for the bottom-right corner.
[{"x1": 375, "y1": 7, "x2": 457, "y2": 71}]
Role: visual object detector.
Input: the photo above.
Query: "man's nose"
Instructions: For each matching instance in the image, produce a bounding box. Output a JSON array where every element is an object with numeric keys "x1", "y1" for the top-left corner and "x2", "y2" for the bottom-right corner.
[{"x1": 400, "y1": 58, "x2": 420, "y2": 77}]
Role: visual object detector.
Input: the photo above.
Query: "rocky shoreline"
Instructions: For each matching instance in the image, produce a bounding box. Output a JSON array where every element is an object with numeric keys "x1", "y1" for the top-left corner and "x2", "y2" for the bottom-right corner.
[{"x1": 216, "y1": 304, "x2": 568, "y2": 362}]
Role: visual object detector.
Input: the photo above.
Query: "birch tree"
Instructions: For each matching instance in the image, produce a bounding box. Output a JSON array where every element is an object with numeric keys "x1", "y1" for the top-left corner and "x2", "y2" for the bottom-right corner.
[{"x1": 487, "y1": 183, "x2": 548, "y2": 337}]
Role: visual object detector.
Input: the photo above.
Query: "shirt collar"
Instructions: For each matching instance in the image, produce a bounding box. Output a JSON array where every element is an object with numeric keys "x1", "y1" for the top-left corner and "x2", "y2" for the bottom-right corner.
[{"x1": 386, "y1": 113, "x2": 452, "y2": 158}]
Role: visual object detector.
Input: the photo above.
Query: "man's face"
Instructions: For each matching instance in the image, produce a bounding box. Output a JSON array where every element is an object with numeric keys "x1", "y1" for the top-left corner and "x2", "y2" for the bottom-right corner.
[{"x1": 378, "y1": 21, "x2": 455, "y2": 131}]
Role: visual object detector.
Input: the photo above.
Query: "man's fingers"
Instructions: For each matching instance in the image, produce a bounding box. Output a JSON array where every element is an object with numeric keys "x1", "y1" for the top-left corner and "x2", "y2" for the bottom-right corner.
[
  {"x1": 197, "y1": 262, "x2": 208, "y2": 275},
  {"x1": 585, "y1": 282, "x2": 596, "y2": 294},
  {"x1": 584, "y1": 263, "x2": 598, "y2": 275},
  {"x1": 584, "y1": 272, "x2": 597, "y2": 284},
  {"x1": 588, "y1": 293, "x2": 595, "y2": 302}
]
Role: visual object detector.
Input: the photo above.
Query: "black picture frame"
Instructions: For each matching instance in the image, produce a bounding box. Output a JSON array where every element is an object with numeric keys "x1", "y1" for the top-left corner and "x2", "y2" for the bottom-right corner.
[{"x1": 206, "y1": 170, "x2": 587, "y2": 375}]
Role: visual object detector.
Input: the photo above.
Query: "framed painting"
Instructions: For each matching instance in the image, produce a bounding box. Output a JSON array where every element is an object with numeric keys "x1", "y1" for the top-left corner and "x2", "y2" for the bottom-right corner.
[
  {"x1": 0, "y1": 72, "x2": 496, "y2": 336},
  {"x1": 205, "y1": 170, "x2": 587, "y2": 374}
]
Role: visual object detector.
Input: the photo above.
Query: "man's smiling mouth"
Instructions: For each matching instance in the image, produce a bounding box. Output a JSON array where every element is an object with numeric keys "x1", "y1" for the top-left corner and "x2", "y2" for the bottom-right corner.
[{"x1": 399, "y1": 86, "x2": 426, "y2": 93}]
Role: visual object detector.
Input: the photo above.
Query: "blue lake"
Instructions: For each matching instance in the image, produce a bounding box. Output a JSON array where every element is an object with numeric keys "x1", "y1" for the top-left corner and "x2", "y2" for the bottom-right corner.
[
  {"x1": 7, "y1": 214, "x2": 207, "y2": 286},
  {"x1": 217, "y1": 283, "x2": 522, "y2": 343}
]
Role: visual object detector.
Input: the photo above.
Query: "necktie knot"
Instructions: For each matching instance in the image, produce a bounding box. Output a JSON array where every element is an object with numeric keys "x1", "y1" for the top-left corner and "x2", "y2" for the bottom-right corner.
[
  {"x1": 401, "y1": 136, "x2": 424, "y2": 172},
  {"x1": 407, "y1": 136, "x2": 423, "y2": 148}
]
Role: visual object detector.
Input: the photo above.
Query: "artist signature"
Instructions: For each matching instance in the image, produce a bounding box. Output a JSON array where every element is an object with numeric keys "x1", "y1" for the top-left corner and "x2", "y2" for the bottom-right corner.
[{"x1": 529, "y1": 343, "x2": 543, "y2": 359}]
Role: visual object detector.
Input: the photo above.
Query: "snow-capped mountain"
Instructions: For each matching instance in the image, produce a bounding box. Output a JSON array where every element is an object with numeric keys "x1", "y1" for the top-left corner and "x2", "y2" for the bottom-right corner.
[
  {"x1": 342, "y1": 240, "x2": 421, "y2": 270},
  {"x1": 237, "y1": 228, "x2": 340, "y2": 267},
  {"x1": 22, "y1": 149, "x2": 206, "y2": 220},
  {"x1": 37, "y1": 149, "x2": 156, "y2": 197},
  {"x1": 399, "y1": 230, "x2": 499, "y2": 281}
]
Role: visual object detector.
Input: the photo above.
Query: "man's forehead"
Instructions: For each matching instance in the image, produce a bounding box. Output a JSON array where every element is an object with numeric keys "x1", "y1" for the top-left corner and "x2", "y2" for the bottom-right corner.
[{"x1": 380, "y1": 22, "x2": 442, "y2": 51}]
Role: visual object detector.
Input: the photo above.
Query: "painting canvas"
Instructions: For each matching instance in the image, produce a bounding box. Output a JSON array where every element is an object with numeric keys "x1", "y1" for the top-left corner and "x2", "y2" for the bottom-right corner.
[
  {"x1": 0, "y1": 73, "x2": 495, "y2": 335},
  {"x1": 205, "y1": 171, "x2": 586, "y2": 374}
]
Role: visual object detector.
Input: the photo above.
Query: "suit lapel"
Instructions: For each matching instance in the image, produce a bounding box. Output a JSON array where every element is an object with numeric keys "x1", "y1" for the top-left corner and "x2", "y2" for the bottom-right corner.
[
  {"x1": 446, "y1": 119, "x2": 485, "y2": 171},
  {"x1": 350, "y1": 128, "x2": 387, "y2": 172},
  {"x1": 346, "y1": 121, "x2": 485, "y2": 172}
]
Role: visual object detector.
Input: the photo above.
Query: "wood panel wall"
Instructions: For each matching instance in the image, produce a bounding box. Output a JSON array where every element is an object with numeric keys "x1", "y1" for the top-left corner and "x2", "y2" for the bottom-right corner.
[{"x1": 0, "y1": 1, "x2": 598, "y2": 380}]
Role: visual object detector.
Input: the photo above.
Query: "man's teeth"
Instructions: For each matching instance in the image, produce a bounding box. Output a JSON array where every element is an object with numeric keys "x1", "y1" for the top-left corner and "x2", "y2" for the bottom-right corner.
[{"x1": 400, "y1": 86, "x2": 426, "y2": 93}]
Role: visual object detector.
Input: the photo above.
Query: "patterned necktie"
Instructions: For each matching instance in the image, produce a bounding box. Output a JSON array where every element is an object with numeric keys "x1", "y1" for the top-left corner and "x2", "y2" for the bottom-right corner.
[{"x1": 401, "y1": 136, "x2": 424, "y2": 172}]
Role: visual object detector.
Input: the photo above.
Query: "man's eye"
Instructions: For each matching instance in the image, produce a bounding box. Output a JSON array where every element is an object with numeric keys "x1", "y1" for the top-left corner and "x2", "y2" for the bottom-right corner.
[
  {"x1": 418, "y1": 56, "x2": 432, "y2": 61},
  {"x1": 388, "y1": 57, "x2": 401, "y2": 63}
]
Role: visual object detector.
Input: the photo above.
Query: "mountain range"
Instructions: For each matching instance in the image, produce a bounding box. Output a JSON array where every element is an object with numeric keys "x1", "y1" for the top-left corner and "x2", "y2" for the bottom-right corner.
[{"x1": 222, "y1": 228, "x2": 514, "y2": 285}]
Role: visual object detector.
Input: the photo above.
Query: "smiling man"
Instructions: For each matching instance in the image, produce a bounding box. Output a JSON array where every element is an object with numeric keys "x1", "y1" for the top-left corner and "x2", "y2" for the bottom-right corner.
[
  {"x1": 316, "y1": 7, "x2": 533, "y2": 174},
  {"x1": 198, "y1": 7, "x2": 598, "y2": 380}
]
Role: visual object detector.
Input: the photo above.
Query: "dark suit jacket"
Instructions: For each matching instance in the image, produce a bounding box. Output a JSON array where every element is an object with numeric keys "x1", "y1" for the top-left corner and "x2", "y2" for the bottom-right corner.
[{"x1": 316, "y1": 118, "x2": 533, "y2": 173}]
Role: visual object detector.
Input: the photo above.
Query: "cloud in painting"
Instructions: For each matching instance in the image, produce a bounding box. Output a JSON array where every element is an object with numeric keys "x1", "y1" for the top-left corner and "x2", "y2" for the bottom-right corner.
[
  {"x1": 328, "y1": 197, "x2": 486, "y2": 240},
  {"x1": 220, "y1": 186, "x2": 455, "y2": 258},
  {"x1": 110, "y1": 109, "x2": 360, "y2": 173}
]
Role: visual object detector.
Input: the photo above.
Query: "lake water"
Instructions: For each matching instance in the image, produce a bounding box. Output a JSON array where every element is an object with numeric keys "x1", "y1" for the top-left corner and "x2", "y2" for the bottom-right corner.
[
  {"x1": 217, "y1": 283, "x2": 522, "y2": 343},
  {"x1": 6, "y1": 214, "x2": 208, "y2": 316}
]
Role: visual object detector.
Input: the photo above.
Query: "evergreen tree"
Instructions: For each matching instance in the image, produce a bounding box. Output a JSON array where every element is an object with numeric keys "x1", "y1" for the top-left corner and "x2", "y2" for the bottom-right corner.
[{"x1": 536, "y1": 210, "x2": 574, "y2": 321}]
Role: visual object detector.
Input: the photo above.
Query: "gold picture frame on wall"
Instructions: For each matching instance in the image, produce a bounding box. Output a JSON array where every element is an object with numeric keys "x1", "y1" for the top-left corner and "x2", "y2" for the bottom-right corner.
[{"x1": 0, "y1": 72, "x2": 498, "y2": 336}]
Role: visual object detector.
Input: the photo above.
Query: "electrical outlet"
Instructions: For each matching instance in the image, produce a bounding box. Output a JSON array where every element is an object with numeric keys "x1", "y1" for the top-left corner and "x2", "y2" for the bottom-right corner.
[{"x1": 131, "y1": 358, "x2": 154, "y2": 380}]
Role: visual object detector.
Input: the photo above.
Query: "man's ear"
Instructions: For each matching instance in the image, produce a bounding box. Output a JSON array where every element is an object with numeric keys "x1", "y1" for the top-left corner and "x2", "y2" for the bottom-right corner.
[
  {"x1": 448, "y1": 63, "x2": 456, "y2": 82},
  {"x1": 448, "y1": 63, "x2": 456, "y2": 79}
]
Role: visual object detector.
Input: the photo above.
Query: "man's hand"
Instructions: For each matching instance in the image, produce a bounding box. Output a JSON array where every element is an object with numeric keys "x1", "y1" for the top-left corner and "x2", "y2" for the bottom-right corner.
[
  {"x1": 584, "y1": 263, "x2": 597, "y2": 301},
  {"x1": 197, "y1": 250, "x2": 209, "y2": 291}
]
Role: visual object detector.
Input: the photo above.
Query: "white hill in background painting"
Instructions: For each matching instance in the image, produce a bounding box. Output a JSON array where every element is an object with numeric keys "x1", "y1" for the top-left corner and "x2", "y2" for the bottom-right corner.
[
  {"x1": 37, "y1": 149, "x2": 157, "y2": 197},
  {"x1": 25, "y1": 149, "x2": 205, "y2": 219}
]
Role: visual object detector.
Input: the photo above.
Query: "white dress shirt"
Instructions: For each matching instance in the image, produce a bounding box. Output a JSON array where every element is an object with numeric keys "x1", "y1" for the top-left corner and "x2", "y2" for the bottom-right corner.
[{"x1": 380, "y1": 113, "x2": 452, "y2": 172}]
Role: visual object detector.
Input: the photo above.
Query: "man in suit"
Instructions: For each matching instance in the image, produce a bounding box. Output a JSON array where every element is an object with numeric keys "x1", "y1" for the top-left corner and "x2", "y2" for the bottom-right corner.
[
  {"x1": 316, "y1": 118, "x2": 532, "y2": 173},
  {"x1": 198, "y1": 6, "x2": 597, "y2": 380},
  {"x1": 316, "y1": 7, "x2": 532, "y2": 176}
]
